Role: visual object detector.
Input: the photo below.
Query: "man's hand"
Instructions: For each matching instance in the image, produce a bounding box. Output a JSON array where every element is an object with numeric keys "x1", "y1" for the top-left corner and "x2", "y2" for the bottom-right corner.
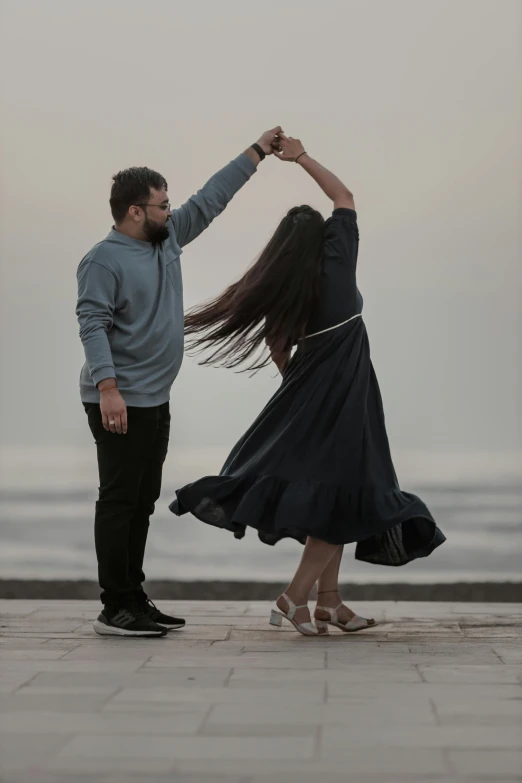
[
  {"x1": 256, "y1": 126, "x2": 283, "y2": 156},
  {"x1": 272, "y1": 133, "x2": 306, "y2": 162},
  {"x1": 100, "y1": 388, "x2": 128, "y2": 434}
]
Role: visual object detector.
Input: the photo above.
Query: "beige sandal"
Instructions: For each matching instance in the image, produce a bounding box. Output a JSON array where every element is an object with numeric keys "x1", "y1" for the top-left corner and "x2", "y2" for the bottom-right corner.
[
  {"x1": 269, "y1": 593, "x2": 318, "y2": 636},
  {"x1": 315, "y1": 602, "x2": 377, "y2": 634}
]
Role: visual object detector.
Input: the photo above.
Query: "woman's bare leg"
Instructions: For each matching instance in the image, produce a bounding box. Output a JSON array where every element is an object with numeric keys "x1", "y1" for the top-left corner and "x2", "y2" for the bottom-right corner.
[
  {"x1": 315, "y1": 544, "x2": 375, "y2": 625},
  {"x1": 277, "y1": 536, "x2": 340, "y2": 625}
]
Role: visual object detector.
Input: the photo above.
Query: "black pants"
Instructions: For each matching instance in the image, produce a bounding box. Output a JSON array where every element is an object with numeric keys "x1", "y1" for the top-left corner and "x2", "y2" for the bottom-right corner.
[{"x1": 84, "y1": 402, "x2": 170, "y2": 607}]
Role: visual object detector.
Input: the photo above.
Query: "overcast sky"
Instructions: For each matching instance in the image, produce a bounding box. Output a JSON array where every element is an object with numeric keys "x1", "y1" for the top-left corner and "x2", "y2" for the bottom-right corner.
[{"x1": 0, "y1": 0, "x2": 520, "y2": 479}]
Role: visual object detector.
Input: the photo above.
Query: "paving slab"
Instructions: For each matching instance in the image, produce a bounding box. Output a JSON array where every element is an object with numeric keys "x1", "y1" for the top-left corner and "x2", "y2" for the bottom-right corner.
[
  {"x1": 448, "y1": 748, "x2": 522, "y2": 777},
  {"x1": 0, "y1": 599, "x2": 520, "y2": 782},
  {"x1": 206, "y1": 699, "x2": 437, "y2": 727}
]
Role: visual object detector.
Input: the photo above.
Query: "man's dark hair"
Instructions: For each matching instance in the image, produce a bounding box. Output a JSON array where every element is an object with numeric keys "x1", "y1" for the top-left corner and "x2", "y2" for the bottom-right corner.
[{"x1": 110, "y1": 167, "x2": 168, "y2": 223}]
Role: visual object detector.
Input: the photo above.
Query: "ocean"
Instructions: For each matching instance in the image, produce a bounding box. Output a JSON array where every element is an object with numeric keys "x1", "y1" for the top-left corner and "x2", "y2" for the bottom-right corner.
[{"x1": 1, "y1": 447, "x2": 521, "y2": 584}]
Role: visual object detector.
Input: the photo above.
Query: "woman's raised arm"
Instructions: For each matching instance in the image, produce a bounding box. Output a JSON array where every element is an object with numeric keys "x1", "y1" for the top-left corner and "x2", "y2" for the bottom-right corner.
[{"x1": 274, "y1": 134, "x2": 355, "y2": 211}]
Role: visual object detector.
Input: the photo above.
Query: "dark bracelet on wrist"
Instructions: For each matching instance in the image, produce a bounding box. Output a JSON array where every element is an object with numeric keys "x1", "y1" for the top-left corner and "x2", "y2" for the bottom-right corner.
[
  {"x1": 250, "y1": 143, "x2": 266, "y2": 161},
  {"x1": 295, "y1": 151, "x2": 307, "y2": 164}
]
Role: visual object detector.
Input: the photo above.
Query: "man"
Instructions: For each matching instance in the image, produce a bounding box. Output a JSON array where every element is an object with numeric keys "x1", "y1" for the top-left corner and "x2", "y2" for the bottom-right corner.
[{"x1": 77, "y1": 127, "x2": 282, "y2": 637}]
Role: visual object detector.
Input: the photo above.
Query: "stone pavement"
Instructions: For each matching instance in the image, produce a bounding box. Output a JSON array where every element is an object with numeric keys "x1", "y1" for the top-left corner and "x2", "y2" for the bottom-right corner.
[{"x1": 0, "y1": 600, "x2": 521, "y2": 783}]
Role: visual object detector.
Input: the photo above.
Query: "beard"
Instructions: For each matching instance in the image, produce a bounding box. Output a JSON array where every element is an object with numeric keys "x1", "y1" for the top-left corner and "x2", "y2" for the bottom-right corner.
[{"x1": 143, "y1": 216, "x2": 170, "y2": 245}]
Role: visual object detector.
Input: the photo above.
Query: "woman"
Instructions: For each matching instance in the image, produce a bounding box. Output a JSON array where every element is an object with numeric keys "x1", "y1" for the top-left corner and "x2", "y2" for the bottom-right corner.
[{"x1": 170, "y1": 135, "x2": 445, "y2": 636}]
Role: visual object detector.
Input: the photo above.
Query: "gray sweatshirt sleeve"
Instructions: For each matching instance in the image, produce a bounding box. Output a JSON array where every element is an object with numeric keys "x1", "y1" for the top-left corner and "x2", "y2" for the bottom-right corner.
[
  {"x1": 169, "y1": 153, "x2": 257, "y2": 248},
  {"x1": 76, "y1": 259, "x2": 117, "y2": 387}
]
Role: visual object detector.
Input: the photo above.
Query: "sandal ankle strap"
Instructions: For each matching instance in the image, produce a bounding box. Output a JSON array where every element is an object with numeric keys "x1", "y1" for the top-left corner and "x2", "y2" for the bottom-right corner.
[
  {"x1": 281, "y1": 593, "x2": 310, "y2": 621},
  {"x1": 315, "y1": 604, "x2": 341, "y2": 625},
  {"x1": 282, "y1": 593, "x2": 309, "y2": 610}
]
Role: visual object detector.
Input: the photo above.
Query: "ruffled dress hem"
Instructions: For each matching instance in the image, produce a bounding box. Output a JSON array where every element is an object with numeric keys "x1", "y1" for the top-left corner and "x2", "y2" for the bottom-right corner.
[{"x1": 169, "y1": 472, "x2": 446, "y2": 567}]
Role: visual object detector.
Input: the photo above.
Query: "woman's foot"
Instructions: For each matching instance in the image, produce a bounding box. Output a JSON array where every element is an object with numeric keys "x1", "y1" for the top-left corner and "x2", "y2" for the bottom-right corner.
[
  {"x1": 276, "y1": 593, "x2": 313, "y2": 627},
  {"x1": 270, "y1": 592, "x2": 317, "y2": 636},
  {"x1": 314, "y1": 590, "x2": 376, "y2": 629}
]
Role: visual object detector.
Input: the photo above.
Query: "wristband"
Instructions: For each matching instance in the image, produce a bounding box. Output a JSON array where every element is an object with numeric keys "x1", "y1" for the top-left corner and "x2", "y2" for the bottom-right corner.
[
  {"x1": 100, "y1": 385, "x2": 117, "y2": 392},
  {"x1": 295, "y1": 151, "x2": 307, "y2": 164},
  {"x1": 250, "y1": 143, "x2": 266, "y2": 161}
]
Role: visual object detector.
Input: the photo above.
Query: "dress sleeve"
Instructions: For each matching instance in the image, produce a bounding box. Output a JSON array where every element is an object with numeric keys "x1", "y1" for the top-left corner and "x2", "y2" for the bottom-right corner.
[
  {"x1": 323, "y1": 208, "x2": 359, "y2": 270},
  {"x1": 308, "y1": 208, "x2": 360, "y2": 332}
]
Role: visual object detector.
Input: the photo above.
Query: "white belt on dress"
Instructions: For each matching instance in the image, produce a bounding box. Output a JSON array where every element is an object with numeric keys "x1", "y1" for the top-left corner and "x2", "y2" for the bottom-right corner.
[{"x1": 300, "y1": 313, "x2": 362, "y2": 341}]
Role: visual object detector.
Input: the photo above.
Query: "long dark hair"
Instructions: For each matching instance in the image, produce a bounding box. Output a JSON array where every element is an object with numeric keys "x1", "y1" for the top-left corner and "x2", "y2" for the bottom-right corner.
[{"x1": 184, "y1": 205, "x2": 325, "y2": 370}]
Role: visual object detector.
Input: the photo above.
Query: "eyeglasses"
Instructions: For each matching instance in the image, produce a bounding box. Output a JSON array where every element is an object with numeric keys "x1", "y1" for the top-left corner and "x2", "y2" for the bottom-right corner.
[{"x1": 136, "y1": 202, "x2": 171, "y2": 212}]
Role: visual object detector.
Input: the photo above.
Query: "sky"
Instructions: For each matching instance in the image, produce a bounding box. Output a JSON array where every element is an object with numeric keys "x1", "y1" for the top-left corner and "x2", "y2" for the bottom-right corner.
[{"x1": 0, "y1": 0, "x2": 521, "y2": 484}]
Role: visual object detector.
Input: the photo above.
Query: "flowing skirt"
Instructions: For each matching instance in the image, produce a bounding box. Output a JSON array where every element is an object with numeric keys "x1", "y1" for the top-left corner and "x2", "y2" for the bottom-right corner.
[{"x1": 170, "y1": 318, "x2": 445, "y2": 566}]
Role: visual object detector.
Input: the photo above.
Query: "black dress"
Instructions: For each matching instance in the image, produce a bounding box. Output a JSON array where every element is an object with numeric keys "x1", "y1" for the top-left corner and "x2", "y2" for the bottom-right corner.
[{"x1": 170, "y1": 208, "x2": 445, "y2": 566}]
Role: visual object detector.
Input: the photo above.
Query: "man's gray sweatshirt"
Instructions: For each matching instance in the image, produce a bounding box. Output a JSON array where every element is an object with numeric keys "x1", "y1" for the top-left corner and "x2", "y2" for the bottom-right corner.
[{"x1": 77, "y1": 153, "x2": 257, "y2": 406}]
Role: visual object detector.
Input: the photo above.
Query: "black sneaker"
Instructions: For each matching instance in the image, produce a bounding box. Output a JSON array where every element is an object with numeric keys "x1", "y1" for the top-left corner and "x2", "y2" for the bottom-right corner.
[
  {"x1": 93, "y1": 603, "x2": 168, "y2": 637},
  {"x1": 138, "y1": 598, "x2": 186, "y2": 630}
]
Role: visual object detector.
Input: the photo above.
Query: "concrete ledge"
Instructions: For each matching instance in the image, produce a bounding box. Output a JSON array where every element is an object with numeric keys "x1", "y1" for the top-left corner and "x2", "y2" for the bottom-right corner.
[{"x1": 1, "y1": 579, "x2": 521, "y2": 601}]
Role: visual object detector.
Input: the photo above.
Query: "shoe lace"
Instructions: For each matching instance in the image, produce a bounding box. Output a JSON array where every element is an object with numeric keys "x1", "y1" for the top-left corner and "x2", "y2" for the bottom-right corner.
[{"x1": 128, "y1": 600, "x2": 150, "y2": 620}]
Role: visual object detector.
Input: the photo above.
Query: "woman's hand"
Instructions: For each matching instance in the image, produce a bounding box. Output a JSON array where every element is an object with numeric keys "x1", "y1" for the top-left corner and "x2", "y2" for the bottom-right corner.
[
  {"x1": 273, "y1": 134, "x2": 306, "y2": 162},
  {"x1": 270, "y1": 349, "x2": 291, "y2": 375}
]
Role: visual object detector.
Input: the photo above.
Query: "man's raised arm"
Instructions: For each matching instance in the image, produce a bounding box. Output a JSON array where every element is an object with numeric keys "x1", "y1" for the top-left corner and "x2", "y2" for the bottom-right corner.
[{"x1": 169, "y1": 126, "x2": 282, "y2": 248}]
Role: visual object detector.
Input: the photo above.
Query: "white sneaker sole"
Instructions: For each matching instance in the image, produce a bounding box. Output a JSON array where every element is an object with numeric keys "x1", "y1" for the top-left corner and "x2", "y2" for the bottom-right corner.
[
  {"x1": 159, "y1": 623, "x2": 185, "y2": 630},
  {"x1": 93, "y1": 619, "x2": 166, "y2": 637}
]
